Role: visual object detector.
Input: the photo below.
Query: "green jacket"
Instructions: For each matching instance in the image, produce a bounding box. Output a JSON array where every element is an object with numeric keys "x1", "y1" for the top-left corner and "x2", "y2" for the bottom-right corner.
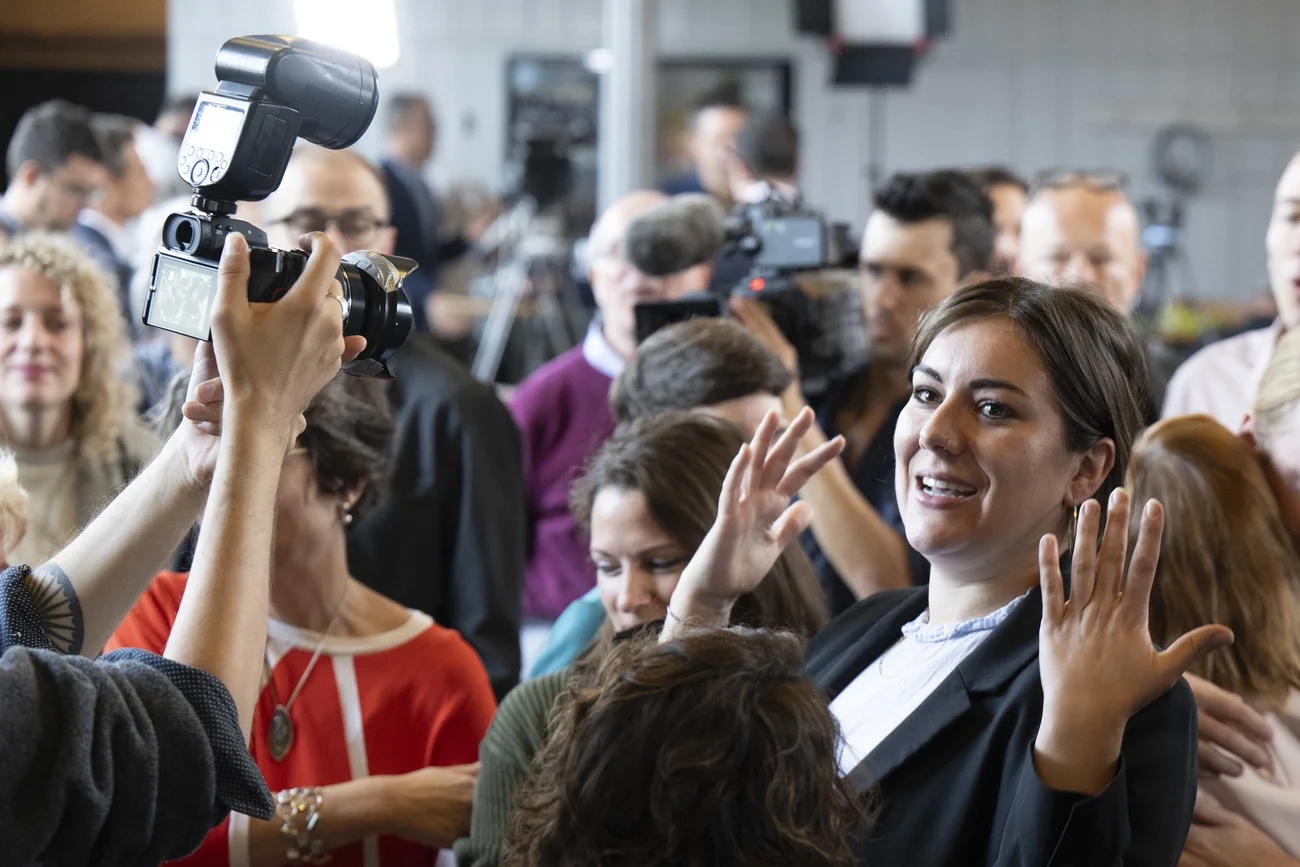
[{"x1": 454, "y1": 668, "x2": 570, "y2": 867}]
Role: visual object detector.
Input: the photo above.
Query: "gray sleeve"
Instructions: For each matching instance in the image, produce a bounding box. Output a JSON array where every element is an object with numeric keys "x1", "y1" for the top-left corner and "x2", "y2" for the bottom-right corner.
[{"x1": 0, "y1": 647, "x2": 273, "y2": 867}]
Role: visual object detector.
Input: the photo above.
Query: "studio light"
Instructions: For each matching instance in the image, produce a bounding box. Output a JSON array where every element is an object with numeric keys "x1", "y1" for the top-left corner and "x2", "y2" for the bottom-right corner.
[{"x1": 293, "y1": 0, "x2": 401, "y2": 68}]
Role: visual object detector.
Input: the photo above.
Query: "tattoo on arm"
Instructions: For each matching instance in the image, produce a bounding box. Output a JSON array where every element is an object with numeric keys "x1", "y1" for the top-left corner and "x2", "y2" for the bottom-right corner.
[{"x1": 23, "y1": 563, "x2": 85, "y2": 655}]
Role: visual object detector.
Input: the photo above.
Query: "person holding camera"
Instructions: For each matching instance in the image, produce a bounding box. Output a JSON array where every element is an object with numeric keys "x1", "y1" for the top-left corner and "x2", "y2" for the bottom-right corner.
[
  {"x1": 259, "y1": 145, "x2": 525, "y2": 700},
  {"x1": 734, "y1": 170, "x2": 994, "y2": 614},
  {"x1": 110, "y1": 369, "x2": 497, "y2": 867},
  {"x1": 1, "y1": 228, "x2": 364, "y2": 865}
]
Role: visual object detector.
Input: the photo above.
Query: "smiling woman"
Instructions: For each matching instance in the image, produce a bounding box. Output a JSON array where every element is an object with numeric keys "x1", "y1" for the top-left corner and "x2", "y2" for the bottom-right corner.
[
  {"x1": 665, "y1": 277, "x2": 1225, "y2": 866},
  {"x1": 0, "y1": 233, "x2": 155, "y2": 568}
]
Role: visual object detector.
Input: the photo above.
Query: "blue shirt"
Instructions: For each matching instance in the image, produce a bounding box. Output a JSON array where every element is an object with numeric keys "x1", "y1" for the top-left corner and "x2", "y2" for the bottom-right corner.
[{"x1": 528, "y1": 587, "x2": 605, "y2": 678}]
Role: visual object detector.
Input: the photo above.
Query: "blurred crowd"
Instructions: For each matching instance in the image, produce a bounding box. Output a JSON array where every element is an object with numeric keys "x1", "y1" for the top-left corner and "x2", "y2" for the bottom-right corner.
[{"x1": 2, "y1": 82, "x2": 1300, "y2": 867}]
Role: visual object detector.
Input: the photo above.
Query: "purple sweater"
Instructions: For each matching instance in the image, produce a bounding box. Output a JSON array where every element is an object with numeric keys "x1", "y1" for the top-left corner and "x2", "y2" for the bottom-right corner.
[{"x1": 508, "y1": 346, "x2": 617, "y2": 619}]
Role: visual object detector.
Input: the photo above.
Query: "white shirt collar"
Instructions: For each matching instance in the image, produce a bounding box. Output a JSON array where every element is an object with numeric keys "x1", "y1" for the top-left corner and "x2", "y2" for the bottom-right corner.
[
  {"x1": 739, "y1": 178, "x2": 800, "y2": 205},
  {"x1": 582, "y1": 318, "x2": 626, "y2": 379},
  {"x1": 77, "y1": 208, "x2": 133, "y2": 261}
]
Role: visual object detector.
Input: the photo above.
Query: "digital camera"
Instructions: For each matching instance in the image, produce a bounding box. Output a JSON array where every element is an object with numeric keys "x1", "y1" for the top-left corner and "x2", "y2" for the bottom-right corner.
[{"x1": 143, "y1": 35, "x2": 413, "y2": 378}]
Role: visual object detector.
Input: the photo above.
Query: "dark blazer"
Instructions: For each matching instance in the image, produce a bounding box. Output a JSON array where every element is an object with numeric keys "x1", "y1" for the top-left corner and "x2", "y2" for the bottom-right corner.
[
  {"x1": 807, "y1": 586, "x2": 1197, "y2": 867},
  {"x1": 347, "y1": 335, "x2": 526, "y2": 700}
]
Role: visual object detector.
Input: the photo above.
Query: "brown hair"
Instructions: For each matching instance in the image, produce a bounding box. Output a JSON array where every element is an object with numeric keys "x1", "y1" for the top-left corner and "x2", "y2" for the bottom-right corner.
[
  {"x1": 0, "y1": 233, "x2": 136, "y2": 462},
  {"x1": 570, "y1": 412, "x2": 827, "y2": 662},
  {"x1": 503, "y1": 627, "x2": 869, "y2": 867},
  {"x1": 909, "y1": 277, "x2": 1148, "y2": 514},
  {"x1": 610, "y1": 318, "x2": 792, "y2": 423},
  {"x1": 1127, "y1": 415, "x2": 1300, "y2": 709},
  {"x1": 155, "y1": 372, "x2": 394, "y2": 521}
]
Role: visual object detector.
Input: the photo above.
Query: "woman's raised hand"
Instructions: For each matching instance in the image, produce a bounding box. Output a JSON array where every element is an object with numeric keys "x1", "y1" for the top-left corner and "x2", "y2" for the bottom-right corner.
[
  {"x1": 663, "y1": 408, "x2": 844, "y2": 639},
  {"x1": 1034, "y1": 489, "x2": 1234, "y2": 794}
]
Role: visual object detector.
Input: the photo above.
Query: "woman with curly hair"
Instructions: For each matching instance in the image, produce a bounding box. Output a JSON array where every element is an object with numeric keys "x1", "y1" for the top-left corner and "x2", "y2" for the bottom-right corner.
[
  {"x1": 0, "y1": 232, "x2": 155, "y2": 565},
  {"x1": 504, "y1": 627, "x2": 870, "y2": 867},
  {"x1": 454, "y1": 411, "x2": 831, "y2": 867}
]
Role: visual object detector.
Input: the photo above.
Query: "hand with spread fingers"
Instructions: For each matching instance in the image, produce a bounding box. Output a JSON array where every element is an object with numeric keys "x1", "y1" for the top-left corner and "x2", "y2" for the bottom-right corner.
[
  {"x1": 663, "y1": 408, "x2": 844, "y2": 638},
  {"x1": 1034, "y1": 489, "x2": 1235, "y2": 795}
]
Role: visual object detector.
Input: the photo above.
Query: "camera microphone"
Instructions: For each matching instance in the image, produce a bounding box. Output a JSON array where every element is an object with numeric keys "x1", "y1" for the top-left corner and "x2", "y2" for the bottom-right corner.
[{"x1": 623, "y1": 194, "x2": 728, "y2": 277}]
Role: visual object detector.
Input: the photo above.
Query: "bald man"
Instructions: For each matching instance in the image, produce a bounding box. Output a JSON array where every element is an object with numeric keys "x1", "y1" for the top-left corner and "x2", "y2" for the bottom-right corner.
[
  {"x1": 508, "y1": 190, "x2": 708, "y2": 665},
  {"x1": 1016, "y1": 181, "x2": 1178, "y2": 420},
  {"x1": 1017, "y1": 183, "x2": 1148, "y2": 312},
  {"x1": 261, "y1": 146, "x2": 526, "y2": 699}
]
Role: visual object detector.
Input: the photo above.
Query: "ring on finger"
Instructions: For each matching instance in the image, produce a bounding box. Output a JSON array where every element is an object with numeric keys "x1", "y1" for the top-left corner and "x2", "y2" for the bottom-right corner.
[{"x1": 326, "y1": 291, "x2": 347, "y2": 319}]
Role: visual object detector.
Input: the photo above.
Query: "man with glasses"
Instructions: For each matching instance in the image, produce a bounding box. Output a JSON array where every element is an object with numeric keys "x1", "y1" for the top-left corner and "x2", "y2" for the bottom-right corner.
[
  {"x1": 0, "y1": 100, "x2": 107, "y2": 241},
  {"x1": 259, "y1": 145, "x2": 527, "y2": 700}
]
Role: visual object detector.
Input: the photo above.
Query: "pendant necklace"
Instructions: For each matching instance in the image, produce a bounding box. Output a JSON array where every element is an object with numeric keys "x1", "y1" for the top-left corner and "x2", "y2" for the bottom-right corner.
[{"x1": 265, "y1": 583, "x2": 350, "y2": 762}]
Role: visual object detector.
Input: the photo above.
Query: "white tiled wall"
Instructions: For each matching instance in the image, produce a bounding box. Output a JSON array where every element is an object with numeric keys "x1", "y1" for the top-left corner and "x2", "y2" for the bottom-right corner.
[{"x1": 168, "y1": 0, "x2": 1300, "y2": 300}]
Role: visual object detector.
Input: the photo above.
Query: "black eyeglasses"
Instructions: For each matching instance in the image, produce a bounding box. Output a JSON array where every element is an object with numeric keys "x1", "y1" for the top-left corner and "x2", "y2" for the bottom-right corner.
[
  {"x1": 273, "y1": 208, "x2": 389, "y2": 240},
  {"x1": 1030, "y1": 169, "x2": 1129, "y2": 195}
]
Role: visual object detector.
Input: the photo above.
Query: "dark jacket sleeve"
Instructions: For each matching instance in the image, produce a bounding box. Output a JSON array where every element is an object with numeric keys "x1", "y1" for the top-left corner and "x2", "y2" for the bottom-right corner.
[
  {"x1": 442, "y1": 381, "x2": 525, "y2": 700},
  {"x1": 0, "y1": 565, "x2": 272, "y2": 866},
  {"x1": 994, "y1": 679, "x2": 1197, "y2": 867}
]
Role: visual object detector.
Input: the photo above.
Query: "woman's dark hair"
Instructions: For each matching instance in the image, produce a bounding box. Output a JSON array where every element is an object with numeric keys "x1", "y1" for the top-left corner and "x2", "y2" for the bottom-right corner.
[
  {"x1": 610, "y1": 318, "x2": 792, "y2": 423},
  {"x1": 570, "y1": 413, "x2": 827, "y2": 665},
  {"x1": 296, "y1": 376, "x2": 394, "y2": 521},
  {"x1": 155, "y1": 372, "x2": 394, "y2": 521},
  {"x1": 503, "y1": 627, "x2": 870, "y2": 867},
  {"x1": 909, "y1": 277, "x2": 1148, "y2": 511}
]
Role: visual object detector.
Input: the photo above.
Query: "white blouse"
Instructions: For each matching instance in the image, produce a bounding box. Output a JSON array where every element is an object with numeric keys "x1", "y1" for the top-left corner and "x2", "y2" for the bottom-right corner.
[{"x1": 830, "y1": 591, "x2": 1028, "y2": 776}]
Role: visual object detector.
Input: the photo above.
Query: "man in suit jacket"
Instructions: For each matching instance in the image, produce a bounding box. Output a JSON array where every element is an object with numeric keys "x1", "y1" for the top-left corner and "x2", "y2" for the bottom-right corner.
[
  {"x1": 0, "y1": 99, "x2": 106, "y2": 242},
  {"x1": 380, "y1": 93, "x2": 475, "y2": 333},
  {"x1": 73, "y1": 114, "x2": 157, "y2": 336}
]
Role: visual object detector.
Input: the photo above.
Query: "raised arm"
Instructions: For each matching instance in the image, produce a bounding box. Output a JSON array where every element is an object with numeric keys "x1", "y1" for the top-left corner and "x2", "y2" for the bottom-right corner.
[
  {"x1": 164, "y1": 231, "x2": 365, "y2": 738},
  {"x1": 731, "y1": 297, "x2": 912, "y2": 596},
  {"x1": 26, "y1": 343, "x2": 223, "y2": 657},
  {"x1": 664, "y1": 408, "x2": 844, "y2": 641}
]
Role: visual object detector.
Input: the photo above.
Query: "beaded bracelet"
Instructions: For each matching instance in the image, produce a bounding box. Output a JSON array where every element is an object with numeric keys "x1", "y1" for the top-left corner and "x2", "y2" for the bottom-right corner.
[{"x1": 276, "y1": 787, "x2": 331, "y2": 864}]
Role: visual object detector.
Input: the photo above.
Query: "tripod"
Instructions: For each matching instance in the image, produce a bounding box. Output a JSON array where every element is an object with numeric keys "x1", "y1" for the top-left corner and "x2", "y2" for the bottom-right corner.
[{"x1": 471, "y1": 199, "x2": 583, "y2": 383}]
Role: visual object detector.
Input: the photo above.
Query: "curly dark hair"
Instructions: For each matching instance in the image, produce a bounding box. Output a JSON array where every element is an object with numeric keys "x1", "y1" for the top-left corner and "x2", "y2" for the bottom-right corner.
[
  {"x1": 503, "y1": 627, "x2": 871, "y2": 867},
  {"x1": 873, "y1": 169, "x2": 994, "y2": 278}
]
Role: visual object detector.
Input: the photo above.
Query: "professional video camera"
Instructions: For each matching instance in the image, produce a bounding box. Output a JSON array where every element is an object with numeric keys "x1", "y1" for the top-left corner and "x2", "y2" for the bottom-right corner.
[
  {"x1": 143, "y1": 35, "x2": 413, "y2": 378},
  {"x1": 628, "y1": 192, "x2": 858, "y2": 382}
]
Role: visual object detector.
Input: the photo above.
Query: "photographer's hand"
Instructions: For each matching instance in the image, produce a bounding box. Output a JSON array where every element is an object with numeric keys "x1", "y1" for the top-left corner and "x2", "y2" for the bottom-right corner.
[{"x1": 165, "y1": 232, "x2": 365, "y2": 738}]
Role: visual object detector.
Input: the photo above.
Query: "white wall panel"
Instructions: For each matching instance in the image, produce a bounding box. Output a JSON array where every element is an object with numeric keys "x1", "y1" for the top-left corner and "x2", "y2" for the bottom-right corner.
[{"x1": 168, "y1": 0, "x2": 1300, "y2": 300}]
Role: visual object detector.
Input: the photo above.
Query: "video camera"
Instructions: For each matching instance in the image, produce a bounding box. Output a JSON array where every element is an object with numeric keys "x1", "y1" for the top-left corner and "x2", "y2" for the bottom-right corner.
[
  {"x1": 633, "y1": 191, "x2": 857, "y2": 381},
  {"x1": 143, "y1": 35, "x2": 413, "y2": 378}
]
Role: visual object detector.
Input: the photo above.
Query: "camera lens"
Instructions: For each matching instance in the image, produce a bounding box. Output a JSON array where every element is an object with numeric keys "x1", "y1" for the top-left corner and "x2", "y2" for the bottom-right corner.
[{"x1": 335, "y1": 251, "x2": 415, "y2": 379}]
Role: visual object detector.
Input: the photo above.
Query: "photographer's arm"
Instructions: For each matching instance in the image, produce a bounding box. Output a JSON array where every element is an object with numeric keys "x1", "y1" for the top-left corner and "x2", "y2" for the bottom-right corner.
[
  {"x1": 28, "y1": 348, "x2": 224, "y2": 658},
  {"x1": 164, "y1": 232, "x2": 362, "y2": 738},
  {"x1": 730, "y1": 298, "x2": 910, "y2": 597}
]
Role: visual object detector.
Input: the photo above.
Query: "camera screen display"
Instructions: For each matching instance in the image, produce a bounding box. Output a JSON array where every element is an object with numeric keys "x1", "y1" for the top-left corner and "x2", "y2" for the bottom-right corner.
[
  {"x1": 756, "y1": 216, "x2": 827, "y2": 271},
  {"x1": 188, "y1": 100, "x2": 245, "y2": 153},
  {"x1": 146, "y1": 254, "x2": 218, "y2": 340}
]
